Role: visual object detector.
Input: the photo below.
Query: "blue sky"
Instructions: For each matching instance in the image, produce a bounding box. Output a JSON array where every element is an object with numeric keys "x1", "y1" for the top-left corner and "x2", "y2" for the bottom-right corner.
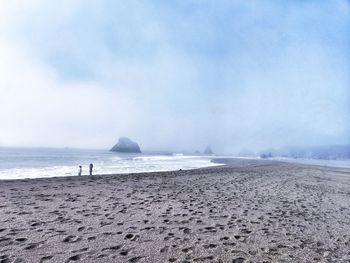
[{"x1": 0, "y1": 0, "x2": 349, "y2": 153}]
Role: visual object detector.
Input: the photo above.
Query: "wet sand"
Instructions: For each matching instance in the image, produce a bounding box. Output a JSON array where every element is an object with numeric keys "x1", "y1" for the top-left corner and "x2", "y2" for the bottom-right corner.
[{"x1": 0, "y1": 159, "x2": 350, "y2": 263}]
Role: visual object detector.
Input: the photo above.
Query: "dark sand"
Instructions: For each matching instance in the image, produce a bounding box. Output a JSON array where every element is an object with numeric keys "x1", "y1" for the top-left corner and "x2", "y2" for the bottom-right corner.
[{"x1": 0, "y1": 159, "x2": 350, "y2": 263}]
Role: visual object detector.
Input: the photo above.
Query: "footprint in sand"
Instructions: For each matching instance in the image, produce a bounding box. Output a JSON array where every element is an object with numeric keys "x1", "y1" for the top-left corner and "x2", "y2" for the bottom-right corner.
[
  {"x1": 66, "y1": 254, "x2": 81, "y2": 262},
  {"x1": 62, "y1": 235, "x2": 81, "y2": 243}
]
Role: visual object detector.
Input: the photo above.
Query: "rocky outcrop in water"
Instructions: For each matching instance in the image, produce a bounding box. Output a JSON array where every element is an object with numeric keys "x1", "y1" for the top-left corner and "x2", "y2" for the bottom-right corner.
[
  {"x1": 110, "y1": 137, "x2": 141, "y2": 153},
  {"x1": 203, "y1": 146, "x2": 214, "y2": 155}
]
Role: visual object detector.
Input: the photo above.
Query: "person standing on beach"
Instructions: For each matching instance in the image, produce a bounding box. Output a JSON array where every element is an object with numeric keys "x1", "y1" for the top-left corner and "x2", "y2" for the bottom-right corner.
[
  {"x1": 89, "y1": 163, "x2": 93, "y2": 175},
  {"x1": 78, "y1": 165, "x2": 82, "y2": 176}
]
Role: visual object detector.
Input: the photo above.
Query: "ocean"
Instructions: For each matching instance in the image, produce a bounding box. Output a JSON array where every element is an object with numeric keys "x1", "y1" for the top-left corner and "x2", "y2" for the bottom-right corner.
[
  {"x1": 1, "y1": 148, "x2": 349, "y2": 180},
  {"x1": 0, "y1": 147, "x2": 221, "y2": 180}
]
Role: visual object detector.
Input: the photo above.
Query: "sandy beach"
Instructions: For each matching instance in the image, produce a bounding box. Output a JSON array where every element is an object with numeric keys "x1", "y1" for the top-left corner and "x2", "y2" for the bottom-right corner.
[{"x1": 0, "y1": 159, "x2": 350, "y2": 263}]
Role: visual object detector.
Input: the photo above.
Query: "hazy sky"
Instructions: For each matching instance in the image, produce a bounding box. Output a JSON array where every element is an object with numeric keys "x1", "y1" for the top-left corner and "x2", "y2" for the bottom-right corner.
[{"x1": 0, "y1": 0, "x2": 349, "y2": 153}]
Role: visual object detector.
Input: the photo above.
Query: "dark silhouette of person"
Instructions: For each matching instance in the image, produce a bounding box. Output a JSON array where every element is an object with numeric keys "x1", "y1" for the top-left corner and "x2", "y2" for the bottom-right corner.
[
  {"x1": 89, "y1": 163, "x2": 93, "y2": 175},
  {"x1": 78, "y1": 165, "x2": 82, "y2": 176}
]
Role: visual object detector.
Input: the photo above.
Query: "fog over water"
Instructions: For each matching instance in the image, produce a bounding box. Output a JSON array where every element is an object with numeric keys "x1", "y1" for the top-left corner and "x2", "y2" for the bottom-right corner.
[{"x1": 0, "y1": 1, "x2": 349, "y2": 154}]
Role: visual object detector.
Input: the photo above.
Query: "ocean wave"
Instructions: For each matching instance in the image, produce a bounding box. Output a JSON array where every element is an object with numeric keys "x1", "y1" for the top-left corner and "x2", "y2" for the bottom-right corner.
[{"x1": 0, "y1": 149, "x2": 222, "y2": 180}]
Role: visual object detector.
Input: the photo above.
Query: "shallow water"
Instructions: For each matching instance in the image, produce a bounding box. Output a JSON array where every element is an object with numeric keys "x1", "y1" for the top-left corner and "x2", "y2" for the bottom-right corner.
[{"x1": 272, "y1": 157, "x2": 350, "y2": 169}]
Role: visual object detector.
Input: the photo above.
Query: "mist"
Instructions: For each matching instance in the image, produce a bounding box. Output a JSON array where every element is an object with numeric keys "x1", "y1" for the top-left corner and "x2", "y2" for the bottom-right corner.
[{"x1": 0, "y1": 0, "x2": 349, "y2": 154}]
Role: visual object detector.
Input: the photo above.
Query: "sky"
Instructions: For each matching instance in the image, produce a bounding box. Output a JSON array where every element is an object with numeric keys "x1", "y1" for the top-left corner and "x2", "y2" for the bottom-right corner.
[{"x1": 0, "y1": 0, "x2": 349, "y2": 154}]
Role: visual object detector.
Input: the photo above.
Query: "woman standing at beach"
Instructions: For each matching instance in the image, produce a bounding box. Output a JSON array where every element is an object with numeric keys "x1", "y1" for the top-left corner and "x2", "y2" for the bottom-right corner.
[
  {"x1": 89, "y1": 163, "x2": 93, "y2": 175},
  {"x1": 78, "y1": 166, "x2": 82, "y2": 176}
]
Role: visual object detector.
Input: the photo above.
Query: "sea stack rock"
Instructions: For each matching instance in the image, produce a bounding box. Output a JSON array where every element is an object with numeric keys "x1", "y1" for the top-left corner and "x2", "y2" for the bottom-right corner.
[
  {"x1": 110, "y1": 137, "x2": 141, "y2": 153},
  {"x1": 203, "y1": 146, "x2": 214, "y2": 155}
]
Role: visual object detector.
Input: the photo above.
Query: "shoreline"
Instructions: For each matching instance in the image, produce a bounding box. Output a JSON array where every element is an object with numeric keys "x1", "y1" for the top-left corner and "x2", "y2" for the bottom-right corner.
[
  {"x1": 1, "y1": 156, "x2": 349, "y2": 182},
  {"x1": 0, "y1": 161, "x2": 224, "y2": 183},
  {"x1": 0, "y1": 160, "x2": 350, "y2": 262},
  {"x1": 0, "y1": 157, "x2": 291, "y2": 184},
  {"x1": 0, "y1": 154, "x2": 221, "y2": 181}
]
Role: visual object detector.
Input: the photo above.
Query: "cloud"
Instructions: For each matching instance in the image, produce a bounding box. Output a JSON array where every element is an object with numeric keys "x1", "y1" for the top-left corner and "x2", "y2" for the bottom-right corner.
[{"x1": 0, "y1": 0, "x2": 349, "y2": 153}]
